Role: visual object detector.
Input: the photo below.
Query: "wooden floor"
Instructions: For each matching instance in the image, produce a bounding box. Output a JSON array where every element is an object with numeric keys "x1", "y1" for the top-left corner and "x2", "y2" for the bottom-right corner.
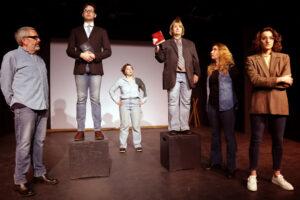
[{"x1": 0, "y1": 127, "x2": 299, "y2": 200}]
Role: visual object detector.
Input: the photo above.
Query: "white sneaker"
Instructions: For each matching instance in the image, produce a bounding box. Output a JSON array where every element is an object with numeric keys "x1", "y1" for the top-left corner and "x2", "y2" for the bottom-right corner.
[
  {"x1": 272, "y1": 175, "x2": 294, "y2": 190},
  {"x1": 247, "y1": 175, "x2": 257, "y2": 191}
]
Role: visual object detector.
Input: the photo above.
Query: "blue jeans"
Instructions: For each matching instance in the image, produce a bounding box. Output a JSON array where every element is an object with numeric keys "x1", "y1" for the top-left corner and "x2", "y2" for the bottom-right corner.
[
  {"x1": 119, "y1": 98, "x2": 142, "y2": 148},
  {"x1": 207, "y1": 104, "x2": 237, "y2": 171},
  {"x1": 249, "y1": 114, "x2": 286, "y2": 171},
  {"x1": 14, "y1": 107, "x2": 47, "y2": 184},
  {"x1": 75, "y1": 75, "x2": 102, "y2": 131},
  {"x1": 167, "y1": 73, "x2": 191, "y2": 131}
]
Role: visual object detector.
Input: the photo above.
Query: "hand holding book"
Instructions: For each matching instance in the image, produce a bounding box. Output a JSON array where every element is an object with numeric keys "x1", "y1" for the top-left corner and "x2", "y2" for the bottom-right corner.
[
  {"x1": 152, "y1": 31, "x2": 165, "y2": 46},
  {"x1": 79, "y1": 41, "x2": 95, "y2": 62}
]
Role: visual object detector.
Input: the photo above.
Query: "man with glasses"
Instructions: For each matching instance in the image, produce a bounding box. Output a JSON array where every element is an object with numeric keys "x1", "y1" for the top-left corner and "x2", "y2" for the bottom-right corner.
[
  {"x1": 0, "y1": 26, "x2": 58, "y2": 197},
  {"x1": 66, "y1": 2, "x2": 112, "y2": 141}
]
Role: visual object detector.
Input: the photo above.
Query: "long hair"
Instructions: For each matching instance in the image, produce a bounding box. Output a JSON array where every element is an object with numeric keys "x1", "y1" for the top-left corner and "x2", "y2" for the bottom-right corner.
[
  {"x1": 207, "y1": 43, "x2": 235, "y2": 76},
  {"x1": 169, "y1": 17, "x2": 185, "y2": 36},
  {"x1": 252, "y1": 27, "x2": 282, "y2": 53}
]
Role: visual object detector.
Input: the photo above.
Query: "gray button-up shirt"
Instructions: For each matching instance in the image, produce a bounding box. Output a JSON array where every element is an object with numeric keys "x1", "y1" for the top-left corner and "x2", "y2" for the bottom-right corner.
[
  {"x1": 0, "y1": 46, "x2": 49, "y2": 110},
  {"x1": 109, "y1": 77, "x2": 147, "y2": 104}
]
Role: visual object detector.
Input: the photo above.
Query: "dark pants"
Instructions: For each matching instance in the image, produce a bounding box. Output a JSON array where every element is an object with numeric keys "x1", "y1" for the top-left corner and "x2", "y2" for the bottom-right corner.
[
  {"x1": 207, "y1": 104, "x2": 237, "y2": 172},
  {"x1": 249, "y1": 114, "x2": 286, "y2": 171}
]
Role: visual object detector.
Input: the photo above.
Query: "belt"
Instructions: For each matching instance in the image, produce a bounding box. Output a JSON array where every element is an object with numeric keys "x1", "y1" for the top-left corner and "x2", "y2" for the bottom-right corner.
[{"x1": 121, "y1": 97, "x2": 139, "y2": 100}]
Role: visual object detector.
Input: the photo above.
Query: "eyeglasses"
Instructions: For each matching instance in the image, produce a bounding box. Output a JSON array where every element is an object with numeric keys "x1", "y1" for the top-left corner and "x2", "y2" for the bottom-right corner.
[
  {"x1": 84, "y1": 9, "x2": 94, "y2": 13},
  {"x1": 25, "y1": 35, "x2": 40, "y2": 40}
]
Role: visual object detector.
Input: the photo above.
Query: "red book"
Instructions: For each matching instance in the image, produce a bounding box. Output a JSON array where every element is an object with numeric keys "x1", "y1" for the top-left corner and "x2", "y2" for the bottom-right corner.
[{"x1": 152, "y1": 31, "x2": 165, "y2": 46}]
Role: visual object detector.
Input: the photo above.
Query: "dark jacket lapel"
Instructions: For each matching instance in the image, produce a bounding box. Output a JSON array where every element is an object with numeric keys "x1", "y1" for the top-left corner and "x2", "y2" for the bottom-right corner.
[
  {"x1": 80, "y1": 26, "x2": 88, "y2": 40},
  {"x1": 182, "y1": 38, "x2": 188, "y2": 62},
  {"x1": 170, "y1": 39, "x2": 178, "y2": 56}
]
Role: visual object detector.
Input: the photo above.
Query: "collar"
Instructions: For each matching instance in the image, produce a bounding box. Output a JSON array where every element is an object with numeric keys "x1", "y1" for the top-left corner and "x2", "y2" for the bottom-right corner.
[
  {"x1": 19, "y1": 46, "x2": 36, "y2": 55},
  {"x1": 84, "y1": 22, "x2": 94, "y2": 27},
  {"x1": 122, "y1": 76, "x2": 135, "y2": 82}
]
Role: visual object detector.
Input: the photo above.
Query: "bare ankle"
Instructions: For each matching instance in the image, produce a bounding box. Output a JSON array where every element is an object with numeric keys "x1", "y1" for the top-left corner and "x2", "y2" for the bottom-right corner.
[
  {"x1": 250, "y1": 170, "x2": 257, "y2": 176},
  {"x1": 274, "y1": 170, "x2": 281, "y2": 177}
]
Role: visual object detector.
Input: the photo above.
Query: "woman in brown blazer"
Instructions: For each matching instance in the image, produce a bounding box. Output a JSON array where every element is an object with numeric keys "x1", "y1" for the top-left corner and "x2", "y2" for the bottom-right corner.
[{"x1": 246, "y1": 27, "x2": 294, "y2": 191}]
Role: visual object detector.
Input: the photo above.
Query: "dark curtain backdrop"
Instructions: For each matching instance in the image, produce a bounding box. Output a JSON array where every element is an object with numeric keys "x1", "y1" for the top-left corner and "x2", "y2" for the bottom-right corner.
[{"x1": 1, "y1": 1, "x2": 299, "y2": 141}]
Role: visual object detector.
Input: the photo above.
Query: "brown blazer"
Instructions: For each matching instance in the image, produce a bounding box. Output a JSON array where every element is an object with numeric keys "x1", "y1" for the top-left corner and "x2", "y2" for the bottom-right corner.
[
  {"x1": 155, "y1": 38, "x2": 200, "y2": 90},
  {"x1": 66, "y1": 26, "x2": 112, "y2": 75},
  {"x1": 245, "y1": 52, "x2": 291, "y2": 115}
]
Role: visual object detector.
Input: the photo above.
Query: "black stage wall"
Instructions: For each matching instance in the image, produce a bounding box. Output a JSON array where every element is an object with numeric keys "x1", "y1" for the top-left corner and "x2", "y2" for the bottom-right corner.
[{"x1": 1, "y1": 0, "x2": 299, "y2": 141}]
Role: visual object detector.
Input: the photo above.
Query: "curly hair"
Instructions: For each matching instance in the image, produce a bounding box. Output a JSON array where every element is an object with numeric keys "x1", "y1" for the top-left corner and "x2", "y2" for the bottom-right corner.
[
  {"x1": 121, "y1": 63, "x2": 133, "y2": 75},
  {"x1": 207, "y1": 43, "x2": 235, "y2": 76},
  {"x1": 252, "y1": 27, "x2": 282, "y2": 53}
]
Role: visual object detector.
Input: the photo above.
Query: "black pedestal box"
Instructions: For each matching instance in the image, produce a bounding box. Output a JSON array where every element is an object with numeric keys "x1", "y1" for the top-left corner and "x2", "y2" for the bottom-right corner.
[
  {"x1": 160, "y1": 131, "x2": 201, "y2": 171},
  {"x1": 69, "y1": 136, "x2": 111, "y2": 179}
]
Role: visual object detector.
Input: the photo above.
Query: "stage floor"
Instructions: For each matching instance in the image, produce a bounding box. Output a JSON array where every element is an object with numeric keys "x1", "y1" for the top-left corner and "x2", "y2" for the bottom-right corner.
[{"x1": 0, "y1": 127, "x2": 299, "y2": 200}]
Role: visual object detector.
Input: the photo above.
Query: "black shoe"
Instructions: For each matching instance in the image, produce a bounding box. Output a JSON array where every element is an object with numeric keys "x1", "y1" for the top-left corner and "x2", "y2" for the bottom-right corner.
[
  {"x1": 181, "y1": 130, "x2": 192, "y2": 134},
  {"x1": 169, "y1": 130, "x2": 178, "y2": 135},
  {"x1": 135, "y1": 147, "x2": 143, "y2": 152},
  {"x1": 14, "y1": 183, "x2": 35, "y2": 197},
  {"x1": 205, "y1": 164, "x2": 222, "y2": 171},
  {"x1": 119, "y1": 148, "x2": 126, "y2": 153},
  {"x1": 33, "y1": 174, "x2": 59, "y2": 185},
  {"x1": 225, "y1": 169, "x2": 236, "y2": 179}
]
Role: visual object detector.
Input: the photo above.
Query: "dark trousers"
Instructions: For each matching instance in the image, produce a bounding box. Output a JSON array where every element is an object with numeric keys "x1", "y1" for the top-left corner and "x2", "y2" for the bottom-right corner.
[
  {"x1": 207, "y1": 104, "x2": 237, "y2": 172},
  {"x1": 249, "y1": 114, "x2": 286, "y2": 171}
]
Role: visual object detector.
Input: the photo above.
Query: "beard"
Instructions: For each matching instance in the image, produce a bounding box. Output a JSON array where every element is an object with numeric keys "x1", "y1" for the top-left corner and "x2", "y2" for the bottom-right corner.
[{"x1": 34, "y1": 45, "x2": 40, "y2": 51}]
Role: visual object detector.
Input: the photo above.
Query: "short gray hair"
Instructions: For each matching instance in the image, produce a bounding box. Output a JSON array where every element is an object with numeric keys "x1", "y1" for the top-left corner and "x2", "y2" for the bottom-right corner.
[{"x1": 15, "y1": 26, "x2": 36, "y2": 45}]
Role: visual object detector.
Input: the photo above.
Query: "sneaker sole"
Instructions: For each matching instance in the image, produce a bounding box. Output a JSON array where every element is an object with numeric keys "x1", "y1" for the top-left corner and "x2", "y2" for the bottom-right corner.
[
  {"x1": 247, "y1": 183, "x2": 257, "y2": 192},
  {"x1": 272, "y1": 179, "x2": 294, "y2": 190},
  {"x1": 247, "y1": 188, "x2": 257, "y2": 192},
  {"x1": 119, "y1": 149, "x2": 126, "y2": 153}
]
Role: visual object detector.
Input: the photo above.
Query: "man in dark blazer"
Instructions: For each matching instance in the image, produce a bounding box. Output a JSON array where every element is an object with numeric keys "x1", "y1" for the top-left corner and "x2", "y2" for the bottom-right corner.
[
  {"x1": 154, "y1": 17, "x2": 200, "y2": 134},
  {"x1": 66, "y1": 3, "x2": 112, "y2": 141}
]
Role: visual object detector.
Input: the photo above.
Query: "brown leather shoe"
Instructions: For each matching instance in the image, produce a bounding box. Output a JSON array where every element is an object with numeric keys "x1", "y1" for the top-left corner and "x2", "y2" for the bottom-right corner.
[
  {"x1": 95, "y1": 131, "x2": 104, "y2": 140},
  {"x1": 74, "y1": 131, "x2": 84, "y2": 141}
]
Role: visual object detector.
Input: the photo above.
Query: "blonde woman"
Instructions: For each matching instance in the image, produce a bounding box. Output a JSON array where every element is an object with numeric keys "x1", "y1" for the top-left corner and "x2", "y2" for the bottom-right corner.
[{"x1": 206, "y1": 43, "x2": 239, "y2": 179}]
